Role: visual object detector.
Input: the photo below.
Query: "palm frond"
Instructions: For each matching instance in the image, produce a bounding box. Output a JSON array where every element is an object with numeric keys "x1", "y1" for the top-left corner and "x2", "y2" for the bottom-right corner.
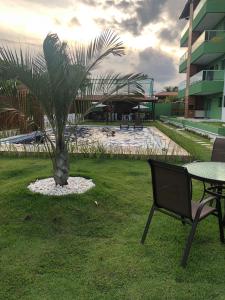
[
  {"x1": 1, "y1": 32, "x2": 148, "y2": 136},
  {"x1": 69, "y1": 30, "x2": 125, "y2": 75}
]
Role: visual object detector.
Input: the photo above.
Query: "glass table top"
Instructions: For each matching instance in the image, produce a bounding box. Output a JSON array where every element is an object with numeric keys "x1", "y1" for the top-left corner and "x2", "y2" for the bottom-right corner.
[{"x1": 185, "y1": 162, "x2": 225, "y2": 183}]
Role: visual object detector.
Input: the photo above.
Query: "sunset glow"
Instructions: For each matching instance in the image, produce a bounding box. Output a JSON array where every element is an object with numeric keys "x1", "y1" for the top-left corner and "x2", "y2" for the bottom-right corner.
[{"x1": 0, "y1": 0, "x2": 187, "y2": 90}]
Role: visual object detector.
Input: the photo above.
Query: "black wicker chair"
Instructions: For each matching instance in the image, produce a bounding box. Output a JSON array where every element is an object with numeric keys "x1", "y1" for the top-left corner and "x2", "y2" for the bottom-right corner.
[
  {"x1": 202, "y1": 138, "x2": 225, "y2": 224},
  {"x1": 133, "y1": 119, "x2": 143, "y2": 130},
  {"x1": 120, "y1": 121, "x2": 129, "y2": 130},
  {"x1": 141, "y1": 159, "x2": 224, "y2": 268},
  {"x1": 211, "y1": 138, "x2": 225, "y2": 162}
]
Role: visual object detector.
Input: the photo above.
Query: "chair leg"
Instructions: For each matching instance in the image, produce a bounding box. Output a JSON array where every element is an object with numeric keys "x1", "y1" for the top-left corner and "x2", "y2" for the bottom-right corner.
[
  {"x1": 141, "y1": 205, "x2": 155, "y2": 244},
  {"x1": 216, "y1": 199, "x2": 225, "y2": 243},
  {"x1": 181, "y1": 219, "x2": 198, "y2": 268}
]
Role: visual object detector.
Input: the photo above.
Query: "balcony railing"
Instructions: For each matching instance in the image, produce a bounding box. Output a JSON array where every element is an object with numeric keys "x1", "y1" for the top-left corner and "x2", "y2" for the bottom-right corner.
[
  {"x1": 180, "y1": 30, "x2": 225, "y2": 65},
  {"x1": 193, "y1": 0, "x2": 207, "y2": 19},
  {"x1": 192, "y1": 30, "x2": 225, "y2": 52},
  {"x1": 179, "y1": 70, "x2": 224, "y2": 91},
  {"x1": 190, "y1": 70, "x2": 224, "y2": 85},
  {"x1": 180, "y1": 51, "x2": 188, "y2": 64},
  {"x1": 181, "y1": 22, "x2": 189, "y2": 37},
  {"x1": 179, "y1": 80, "x2": 186, "y2": 91},
  {"x1": 181, "y1": 0, "x2": 206, "y2": 40}
]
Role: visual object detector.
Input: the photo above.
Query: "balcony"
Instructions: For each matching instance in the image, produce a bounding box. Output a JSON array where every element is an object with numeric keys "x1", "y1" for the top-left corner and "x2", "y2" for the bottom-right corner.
[
  {"x1": 180, "y1": 0, "x2": 225, "y2": 47},
  {"x1": 179, "y1": 30, "x2": 225, "y2": 73},
  {"x1": 179, "y1": 51, "x2": 188, "y2": 73},
  {"x1": 178, "y1": 70, "x2": 224, "y2": 98}
]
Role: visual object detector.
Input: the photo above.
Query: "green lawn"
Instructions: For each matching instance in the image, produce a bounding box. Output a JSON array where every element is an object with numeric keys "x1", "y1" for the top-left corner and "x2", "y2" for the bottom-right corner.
[
  {"x1": 155, "y1": 121, "x2": 211, "y2": 161},
  {"x1": 0, "y1": 156, "x2": 225, "y2": 299},
  {"x1": 202, "y1": 122, "x2": 225, "y2": 128}
]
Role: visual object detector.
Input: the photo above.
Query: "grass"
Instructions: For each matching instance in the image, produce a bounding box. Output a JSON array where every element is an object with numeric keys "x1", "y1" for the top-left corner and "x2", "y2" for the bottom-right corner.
[
  {"x1": 202, "y1": 122, "x2": 225, "y2": 128},
  {"x1": 0, "y1": 156, "x2": 225, "y2": 299},
  {"x1": 155, "y1": 121, "x2": 211, "y2": 161}
]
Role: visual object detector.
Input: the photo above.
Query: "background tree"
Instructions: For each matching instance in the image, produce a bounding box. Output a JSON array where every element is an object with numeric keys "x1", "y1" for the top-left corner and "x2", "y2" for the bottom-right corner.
[
  {"x1": 163, "y1": 86, "x2": 178, "y2": 92},
  {"x1": 162, "y1": 86, "x2": 178, "y2": 103},
  {"x1": 0, "y1": 30, "x2": 145, "y2": 186}
]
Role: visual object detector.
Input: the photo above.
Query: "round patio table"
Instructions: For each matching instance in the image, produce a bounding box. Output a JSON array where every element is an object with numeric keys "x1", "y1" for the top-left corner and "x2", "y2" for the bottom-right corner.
[
  {"x1": 185, "y1": 161, "x2": 225, "y2": 225},
  {"x1": 186, "y1": 162, "x2": 225, "y2": 185}
]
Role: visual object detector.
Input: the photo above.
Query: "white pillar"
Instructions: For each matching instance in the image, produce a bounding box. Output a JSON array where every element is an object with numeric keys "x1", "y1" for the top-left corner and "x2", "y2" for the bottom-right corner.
[
  {"x1": 184, "y1": 0, "x2": 194, "y2": 118},
  {"x1": 222, "y1": 70, "x2": 225, "y2": 121}
]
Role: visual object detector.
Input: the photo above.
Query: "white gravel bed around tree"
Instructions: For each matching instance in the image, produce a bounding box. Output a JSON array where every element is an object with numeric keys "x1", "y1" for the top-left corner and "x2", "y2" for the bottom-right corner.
[{"x1": 28, "y1": 177, "x2": 95, "y2": 196}]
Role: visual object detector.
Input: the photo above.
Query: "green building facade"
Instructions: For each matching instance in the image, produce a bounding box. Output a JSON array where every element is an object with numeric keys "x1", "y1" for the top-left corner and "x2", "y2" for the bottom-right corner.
[{"x1": 178, "y1": 0, "x2": 225, "y2": 120}]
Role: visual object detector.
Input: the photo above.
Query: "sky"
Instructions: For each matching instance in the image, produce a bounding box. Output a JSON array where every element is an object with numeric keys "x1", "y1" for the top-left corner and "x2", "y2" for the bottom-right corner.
[{"x1": 0, "y1": 0, "x2": 187, "y2": 92}]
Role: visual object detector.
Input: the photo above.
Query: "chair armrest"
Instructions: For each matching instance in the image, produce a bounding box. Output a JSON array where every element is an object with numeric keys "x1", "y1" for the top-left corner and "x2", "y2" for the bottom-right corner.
[
  {"x1": 199, "y1": 196, "x2": 216, "y2": 206},
  {"x1": 194, "y1": 196, "x2": 216, "y2": 220}
]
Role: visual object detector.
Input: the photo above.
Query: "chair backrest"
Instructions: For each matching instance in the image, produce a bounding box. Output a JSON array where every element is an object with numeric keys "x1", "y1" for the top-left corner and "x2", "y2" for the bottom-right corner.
[
  {"x1": 148, "y1": 159, "x2": 192, "y2": 219},
  {"x1": 211, "y1": 138, "x2": 225, "y2": 162}
]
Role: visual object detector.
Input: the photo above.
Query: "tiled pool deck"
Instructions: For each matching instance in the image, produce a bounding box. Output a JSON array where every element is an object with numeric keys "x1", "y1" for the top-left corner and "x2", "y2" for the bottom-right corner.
[{"x1": 0, "y1": 126, "x2": 189, "y2": 156}]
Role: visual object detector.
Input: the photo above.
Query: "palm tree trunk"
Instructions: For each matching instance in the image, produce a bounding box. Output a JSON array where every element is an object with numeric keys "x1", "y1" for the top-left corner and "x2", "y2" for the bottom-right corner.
[{"x1": 54, "y1": 132, "x2": 69, "y2": 186}]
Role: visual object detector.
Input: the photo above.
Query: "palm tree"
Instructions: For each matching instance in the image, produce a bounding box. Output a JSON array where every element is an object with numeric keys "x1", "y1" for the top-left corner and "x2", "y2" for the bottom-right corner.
[
  {"x1": 163, "y1": 86, "x2": 178, "y2": 92},
  {"x1": 0, "y1": 30, "x2": 145, "y2": 186}
]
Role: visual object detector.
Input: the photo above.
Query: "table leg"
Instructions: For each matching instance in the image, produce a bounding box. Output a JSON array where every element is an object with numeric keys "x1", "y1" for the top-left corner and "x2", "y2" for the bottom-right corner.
[
  {"x1": 223, "y1": 200, "x2": 225, "y2": 226},
  {"x1": 217, "y1": 186, "x2": 225, "y2": 226}
]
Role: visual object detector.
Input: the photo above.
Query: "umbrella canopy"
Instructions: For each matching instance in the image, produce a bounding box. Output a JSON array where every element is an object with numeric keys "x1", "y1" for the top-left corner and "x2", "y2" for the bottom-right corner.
[
  {"x1": 132, "y1": 104, "x2": 149, "y2": 110},
  {"x1": 95, "y1": 103, "x2": 107, "y2": 108}
]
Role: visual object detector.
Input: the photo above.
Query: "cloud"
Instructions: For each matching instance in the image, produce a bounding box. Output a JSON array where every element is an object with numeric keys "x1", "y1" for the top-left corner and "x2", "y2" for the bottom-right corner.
[
  {"x1": 69, "y1": 17, "x2": 80, "y2": 27},
  {"x1": 105, "y1": 0, "x2": 114, "y2": 6},
  {"x1": 158, "y1": 28, "x2": 180, "y2": 44},
  {"x1": 20, "y1": 0, "x2": 73, "y2": 8},
  {"x1": 0, "y1": 0, "x2": 186, "y2": 91},
  {"x1": 97, "y1": 46, "x2": 178, "y2": 91},
  {"x1": 165, "y1": 0, "x2": 186, "y2": 19},
  {"x1": 54, "y1": 18, "x2": 61, "y2": 26},
  {"x1": 116, "y1": 0, "x2": 130, "y2": 9},
  {"x1": 81, "y1": 0, "x2": 101, "y2": 6},
  {"x1": 0, "y1": 27, "x2": 41, "y2": 49},
  {"x1": 137, "y1": 47, "x2": 176, "y2": 83},
  {"x1": 101, "y1": 0, "x2": 168, "y2": 36},
  {"x1": 136, "y1": 0, "x2": 167, "y2": 26},
  {"x1": 115, "y1": 0, "x2": 186, "y2": 36},
  {"x1": 163, "y1": 0, "x2": 187, "y2": 37},
  {"x1": 118, "y1": 18, "x2": 140, "y2": 36},
  {"x1": 95, "y1": 16, "x2": 139, "y2": 35}
]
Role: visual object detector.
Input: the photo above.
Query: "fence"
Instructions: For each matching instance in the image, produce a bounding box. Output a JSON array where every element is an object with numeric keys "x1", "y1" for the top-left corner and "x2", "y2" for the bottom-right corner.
[
  {"x1": 155, "y1": 102, "x2": 184, "y2": 119},
  {"x1": 0, "y1": 89, "x2": 44, "y2": 133}
]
